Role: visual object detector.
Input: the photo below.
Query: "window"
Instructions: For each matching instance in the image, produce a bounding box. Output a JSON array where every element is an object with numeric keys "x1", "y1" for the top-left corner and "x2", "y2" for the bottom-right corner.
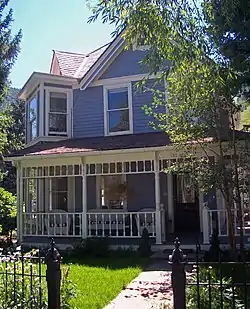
[
  {"x1": 28, "y1": 96, "x2": 37, "y2": 140},
  {"x1": 49, "y1": 92, "x2": 67, "y2": 135},
  {"x1": 105, "y1": 85, "x2": 132, "y2": 135},
  {"x1": 99, "y1": 175, "x2": 127, "y2": 210},
  {"x1": 49, "y1": 178, "x2": 68, "y2": 211}
]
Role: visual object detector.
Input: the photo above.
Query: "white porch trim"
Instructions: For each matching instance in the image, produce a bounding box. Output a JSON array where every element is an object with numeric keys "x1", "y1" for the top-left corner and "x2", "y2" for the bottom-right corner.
[
  {"x1": 167, "y1": 172, "x2": 174, "y2": 233},
  {"x1": 154, "y1": 152, "x2": 162, "y2": 244},
  {"x1": 82, "y1": 158, "x2": 87, "y2": 238}
]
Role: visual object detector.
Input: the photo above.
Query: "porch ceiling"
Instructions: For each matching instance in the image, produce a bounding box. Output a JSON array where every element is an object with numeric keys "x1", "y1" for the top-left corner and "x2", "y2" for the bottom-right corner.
[{"x1": 8, "y1": 132, "x2": 171, "y2": 158}]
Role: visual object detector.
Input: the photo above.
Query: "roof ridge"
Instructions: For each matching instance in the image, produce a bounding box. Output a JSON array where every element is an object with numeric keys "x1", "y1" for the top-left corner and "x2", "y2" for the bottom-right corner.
[
  {"x1": 86, "y1": 42, "x2": 111, "y2": 56},
  {"x1": 53, "y1": 50, "x2": 86, "y2": 56}
]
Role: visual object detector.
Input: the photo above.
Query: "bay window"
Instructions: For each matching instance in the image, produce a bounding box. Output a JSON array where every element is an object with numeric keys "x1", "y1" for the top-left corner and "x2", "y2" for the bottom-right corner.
[
  {"x1": 104, "y1": 84, "x2": 133, "y2": 135},
  {"x1": 27, "y1": 96, "x2": 38, "y2": 141},
  {"x1": 48, "y1": 92, "x2": 68, "y2": 135}
]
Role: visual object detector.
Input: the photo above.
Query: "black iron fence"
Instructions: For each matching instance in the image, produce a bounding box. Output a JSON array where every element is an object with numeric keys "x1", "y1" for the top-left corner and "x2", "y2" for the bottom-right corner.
[
  {"x1": 169, "y1": 238, "x2": 250, "y2": 309},
  {"x1": 0, "y1": 239, "x2": 61, "y2": 309}
]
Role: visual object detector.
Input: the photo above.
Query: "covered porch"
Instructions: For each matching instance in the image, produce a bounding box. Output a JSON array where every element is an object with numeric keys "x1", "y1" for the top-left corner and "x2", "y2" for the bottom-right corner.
[{"x1": 17, "y1": 150, "x2": 173, "y2": 244}]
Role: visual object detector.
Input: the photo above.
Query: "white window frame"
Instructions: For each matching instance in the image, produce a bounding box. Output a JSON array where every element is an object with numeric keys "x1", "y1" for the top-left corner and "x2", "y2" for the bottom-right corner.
[
  {"x1": 103, "y1": 83, "x2": 133, "y2": 136},
  {"x1": 45, "y1": 87, "x2": 72, "y2": 137},
  {"x1": 96, "y1": 174, "x2": 127, "y2": 210},
  {"x1": 27, "y1": 95, "x2": 38, "y2": 142}
]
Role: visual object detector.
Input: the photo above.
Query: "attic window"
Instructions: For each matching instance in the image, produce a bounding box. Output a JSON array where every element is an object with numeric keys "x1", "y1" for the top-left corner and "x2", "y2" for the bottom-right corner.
[{"x1": 27, "y1": 94, "x2": 38, "y2": 142}]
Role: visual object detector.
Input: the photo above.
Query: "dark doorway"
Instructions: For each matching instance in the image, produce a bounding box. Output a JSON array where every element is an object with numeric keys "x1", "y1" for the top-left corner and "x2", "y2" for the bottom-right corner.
[{"x1": 173, "y1": 174, "x2": 200, "y2": 233}]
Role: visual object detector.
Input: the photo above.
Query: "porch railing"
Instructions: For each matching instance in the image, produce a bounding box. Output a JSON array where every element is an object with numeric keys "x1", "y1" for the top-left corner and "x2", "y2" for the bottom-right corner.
[
  {"x1": 203, "y1": 206, "x2": 250, "y2": 243},
  {"x1": 87, "y1": 211, "x2": 156, "y2": 238},
  {"x1": 23, "y1": 212, "x2": 83, "y2": 237}
]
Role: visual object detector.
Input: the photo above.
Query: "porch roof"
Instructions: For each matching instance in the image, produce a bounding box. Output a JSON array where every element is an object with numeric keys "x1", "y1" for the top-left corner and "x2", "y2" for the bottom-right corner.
[{"x1": 8, "y1": 132, "x2": 171, "y2": 158}]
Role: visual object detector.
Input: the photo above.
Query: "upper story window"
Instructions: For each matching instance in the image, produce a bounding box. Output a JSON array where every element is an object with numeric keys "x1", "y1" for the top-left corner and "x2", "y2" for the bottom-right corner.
[
  {"x1": 27, "y1": 94, "x2": 38, "y2": 141},
  {"x1": 104, "y1": 84, "x2": 133, "y2": 135},
  {"x1": 49, "y1": 92, "x2": 67, "y2": 135},
  {"x1": 45, "y1": 88, "x2": 72, "y2": 138}
]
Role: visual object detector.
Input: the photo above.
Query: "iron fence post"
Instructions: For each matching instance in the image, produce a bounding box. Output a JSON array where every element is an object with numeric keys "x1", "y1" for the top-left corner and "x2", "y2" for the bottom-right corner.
[
  {"x1": 169, "y1": 237, "x2": 187, "y2": 309},
  {"x1": 45, "y1": 238, "x2": 61, "y2": 309}
]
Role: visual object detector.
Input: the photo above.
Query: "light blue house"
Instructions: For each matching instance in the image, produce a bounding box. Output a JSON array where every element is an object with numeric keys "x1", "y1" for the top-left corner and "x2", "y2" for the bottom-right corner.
[{"x1": 7, "y1": 32, "x2": 240, "y2": 248}]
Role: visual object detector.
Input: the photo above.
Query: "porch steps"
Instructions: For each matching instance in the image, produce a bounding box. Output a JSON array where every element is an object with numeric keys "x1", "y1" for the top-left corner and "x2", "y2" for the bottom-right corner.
[{"x1": 150, "y1": 248, "x2": 205, "y2": 262}]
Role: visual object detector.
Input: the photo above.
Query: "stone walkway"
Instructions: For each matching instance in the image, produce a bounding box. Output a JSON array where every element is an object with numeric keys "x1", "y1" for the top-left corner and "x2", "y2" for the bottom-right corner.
[{"x1": 104, "y1": 261, "x2": 173, "y2": 309}]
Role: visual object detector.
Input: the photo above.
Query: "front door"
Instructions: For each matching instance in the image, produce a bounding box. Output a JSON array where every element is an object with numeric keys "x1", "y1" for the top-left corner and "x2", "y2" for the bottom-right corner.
[{"x1": 173, "y1": 174, "x2": 200, "y2": 233}]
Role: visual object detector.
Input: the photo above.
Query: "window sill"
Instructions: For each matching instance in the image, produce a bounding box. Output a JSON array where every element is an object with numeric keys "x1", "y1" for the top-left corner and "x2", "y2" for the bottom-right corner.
[{"x1": 105, "y1": 130, "x2": 133, "y2": 137}]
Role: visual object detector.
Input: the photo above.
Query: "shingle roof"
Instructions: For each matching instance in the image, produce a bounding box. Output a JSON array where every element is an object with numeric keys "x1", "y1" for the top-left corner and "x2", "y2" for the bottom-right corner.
[
  {"x1": 9, "y1": 132, "x2": 171, "y2": 158},
  {"x1": 53, "y1": 44, "x2": 109, "y2": 79}
]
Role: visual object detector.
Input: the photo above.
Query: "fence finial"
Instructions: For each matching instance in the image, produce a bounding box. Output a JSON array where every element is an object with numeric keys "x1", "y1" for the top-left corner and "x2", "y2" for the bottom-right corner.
[
  {"x1": 169, "y1": 237, "x2": 186, "y2": 264},
  {"x1": 46, "y1": 238, "x2": 61, "y2": 263}
]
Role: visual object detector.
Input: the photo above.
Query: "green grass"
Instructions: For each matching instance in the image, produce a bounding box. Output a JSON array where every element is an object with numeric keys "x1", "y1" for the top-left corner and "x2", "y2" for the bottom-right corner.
[
  {"x1": 66, "y1": 256, "x2": 146, "y2": 309},
  {"x1": 240, "y1": 105, "x2": 250, "y2": 128}
]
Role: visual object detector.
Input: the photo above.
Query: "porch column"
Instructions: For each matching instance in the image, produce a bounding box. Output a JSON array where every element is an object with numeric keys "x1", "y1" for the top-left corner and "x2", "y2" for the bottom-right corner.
[
  {"x1": 167, "y1": 172, "x2": 174, "y2": 233},
  {"x1": 82, "y1": 159, "x2": 87, "y2": 239},
  {"x1": 154, "y1": 152, "x2": 162, "y2": 244},
  {"x1": 16, "y1": 162, "x2": 23, "y2": 242}
]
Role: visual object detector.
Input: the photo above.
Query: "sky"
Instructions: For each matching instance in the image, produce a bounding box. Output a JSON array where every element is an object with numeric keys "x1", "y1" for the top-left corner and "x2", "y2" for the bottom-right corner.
[{"x1": 8, "y1": 0, "x2": 114, "y2": 89}]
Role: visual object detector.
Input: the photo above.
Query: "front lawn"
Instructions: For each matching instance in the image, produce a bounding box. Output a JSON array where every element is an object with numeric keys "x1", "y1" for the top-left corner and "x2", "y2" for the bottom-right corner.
[{"x1": 66, "y1": 256, "x2": 146, "y2": 309}]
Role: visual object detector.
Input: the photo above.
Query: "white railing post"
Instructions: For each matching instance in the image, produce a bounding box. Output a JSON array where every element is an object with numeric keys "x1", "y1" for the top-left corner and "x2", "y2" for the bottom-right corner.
[
  {"x1": 155, "y1": 152, "x2": 162, "y2": 244},
  {"x1": 202, "y1": 204, "x2": 209, "y2": 244},
  {"x1": 82, "y1": 159, "x2": 87, "y2": 238},
  {"x1": 160, "y1": 204, "x2": 166, "y2": 242}
]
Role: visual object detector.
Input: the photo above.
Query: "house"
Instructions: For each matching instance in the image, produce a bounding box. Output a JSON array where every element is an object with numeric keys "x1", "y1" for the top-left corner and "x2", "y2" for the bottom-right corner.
[{"x1": 6, "y1": 32, "x2": 246, "y2": 249}]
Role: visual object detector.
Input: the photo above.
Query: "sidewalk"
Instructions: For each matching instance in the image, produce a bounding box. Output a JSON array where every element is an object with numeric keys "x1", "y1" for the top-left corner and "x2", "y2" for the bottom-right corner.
[{"x1": 104, "y1": 261, "x2": 173, "y2": 309}]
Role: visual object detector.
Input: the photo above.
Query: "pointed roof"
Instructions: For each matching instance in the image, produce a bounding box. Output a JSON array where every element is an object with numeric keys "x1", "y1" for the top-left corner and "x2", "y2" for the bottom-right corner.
[{"x1": 50, "y1": 43, "x2": 110, "y2": 79}]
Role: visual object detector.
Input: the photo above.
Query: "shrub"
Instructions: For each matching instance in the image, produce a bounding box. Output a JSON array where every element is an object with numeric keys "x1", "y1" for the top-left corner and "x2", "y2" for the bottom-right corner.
[
  {"x1": 138, "y1": 228, "x2": 151, "y2": 257},
  {"x1": 0, "y1": 187, "x2": 16, "y2": 236},
  {"x1": 0, "y1": 248, "x2": 77, "y2": 308},
  {"x1": 186, "y1": 266, "x2": 245, "y2": 308},
  {"x1": 71, "y1": 237, "x2": 110, "y2": 258}
]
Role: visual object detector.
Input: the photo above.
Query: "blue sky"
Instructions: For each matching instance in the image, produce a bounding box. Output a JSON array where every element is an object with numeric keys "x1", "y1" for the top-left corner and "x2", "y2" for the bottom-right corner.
[{"x1": 8, "y1": 0, "x2": 114, "y2": 89}]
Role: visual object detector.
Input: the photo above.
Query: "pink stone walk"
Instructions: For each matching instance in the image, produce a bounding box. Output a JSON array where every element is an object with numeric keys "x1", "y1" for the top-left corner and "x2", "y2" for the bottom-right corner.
[{"x1": 104, "y1": 270, "x2": 173, "y2": 309}]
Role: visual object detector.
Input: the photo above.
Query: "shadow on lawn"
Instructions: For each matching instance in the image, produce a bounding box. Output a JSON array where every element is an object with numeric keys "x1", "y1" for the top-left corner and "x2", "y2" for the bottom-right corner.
[{"x1": 62, "y1": 253, "x2": 148, "y2": 270}]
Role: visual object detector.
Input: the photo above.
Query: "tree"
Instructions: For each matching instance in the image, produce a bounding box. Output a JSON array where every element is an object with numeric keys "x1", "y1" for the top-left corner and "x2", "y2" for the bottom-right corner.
[
  {"x1": 1, "y1": 91, "x2": 25, "y2": 193},
  {"x1": 89, "y1": 0, "x2": 250, "y2": 256},
  {"x1": 204, "y1": 0, "x2": 250, "y2": 95},
  {"x1": 0, "y1": 0, "x2": 21, "y2": 103}
]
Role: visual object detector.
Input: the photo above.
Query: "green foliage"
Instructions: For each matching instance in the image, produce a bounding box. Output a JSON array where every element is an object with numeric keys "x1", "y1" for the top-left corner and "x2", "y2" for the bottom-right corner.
[
  {"x1": 138, "y1": 228, "x2": 151, "y2": 257},
  {"x1": 72, "y1": 237, "x2": 110, "y2": 258},
  {"x1": 61, "y1": 266, "x2": 77, "y2": 309},
  {"x1": 0, "y1": 187, "x2": 16, "y2": 235},
  {"x1": 0, "y1": 0, "x2": 22, "y2": 103},
  {"x1": 204, "y1": 0, "x2": 250, "y2": 94},
  {"x1": 186, "y1": 267, "x2": 245, "y2": 308},
  {"x1": 0, "y1": 249, "x2": 77, "y2": 309}
]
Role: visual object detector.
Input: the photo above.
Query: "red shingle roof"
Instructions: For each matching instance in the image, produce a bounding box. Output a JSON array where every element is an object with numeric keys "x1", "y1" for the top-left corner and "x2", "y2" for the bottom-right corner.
[
  {"x1": 53, "y1": 44, "x2": 109, "y2": 79},
  {"x1": 9, "y1": 132, "x2": 171, "y2": 158}
]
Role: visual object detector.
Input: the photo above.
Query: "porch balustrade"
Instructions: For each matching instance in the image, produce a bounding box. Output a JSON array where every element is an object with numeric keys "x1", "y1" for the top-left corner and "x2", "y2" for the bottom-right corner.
[
  {"x1": 203, "y1": 206, "x2": 250, "y2": 244},
  {"x1": 23, "y1": 212, "x2": 83, "y2": 237},
  {"x1": 22, "y1": 210, "x2": 156, "y2": 238},
  {"x1": 87, "y1": 211, "x2": 156, "y2": 238}
]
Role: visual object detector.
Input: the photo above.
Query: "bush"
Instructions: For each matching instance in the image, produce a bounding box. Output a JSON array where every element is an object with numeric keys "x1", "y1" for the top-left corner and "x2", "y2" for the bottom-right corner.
[
  {"x1": 0, "y1": 187, "x2": 16, "y2": 236},
  {"x1": 70, "y1": 237, "x2": 110, "y2": 258},
  {"x1": 0, "y1": 248, "x2": 77, "y2": 308},
  {"x1": 186, "y1": 266, "x2": 245, "y2": 308},
  {"x1": 138, "y1": 228, "x2": 151, "y2": 257}
]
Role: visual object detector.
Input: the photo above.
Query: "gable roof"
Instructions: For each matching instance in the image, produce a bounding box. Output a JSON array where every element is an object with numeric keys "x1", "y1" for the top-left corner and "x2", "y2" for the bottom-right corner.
[{"x1": 50, "y1": 43, "x2": 110, "y2": 79}]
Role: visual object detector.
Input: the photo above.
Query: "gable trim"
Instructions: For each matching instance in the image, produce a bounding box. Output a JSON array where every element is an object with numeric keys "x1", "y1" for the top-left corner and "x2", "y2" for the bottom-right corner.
[{"x1": 80, "y1": 32, "x2": 125, "y2": 90}]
